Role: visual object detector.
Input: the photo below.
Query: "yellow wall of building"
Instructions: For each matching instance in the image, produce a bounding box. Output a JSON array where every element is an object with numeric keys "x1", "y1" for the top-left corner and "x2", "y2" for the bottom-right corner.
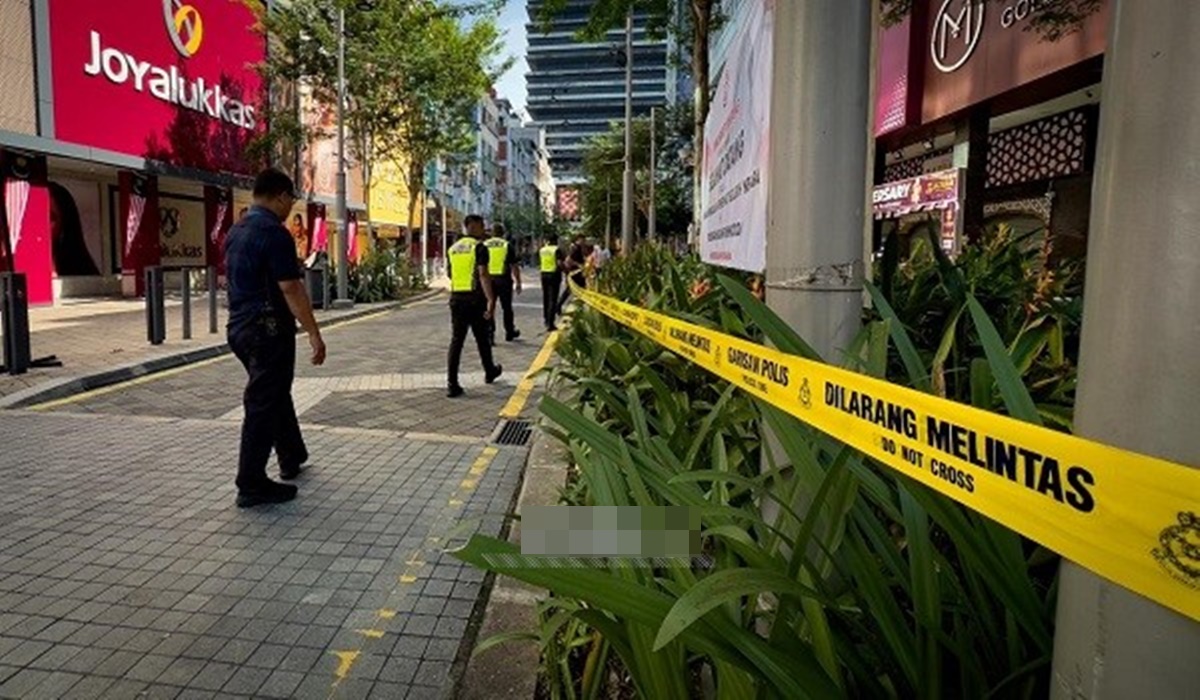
[{"x1": 370, "y1": 155, "x2": 423, "y2": 233}]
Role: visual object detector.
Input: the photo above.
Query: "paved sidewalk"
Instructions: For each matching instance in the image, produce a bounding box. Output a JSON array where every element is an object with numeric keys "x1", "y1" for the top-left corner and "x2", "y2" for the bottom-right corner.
[
  {"x1": 0, "y1": 291, "x2": 434, "y2": 408},
  {"x1": 0, "y1": 288, "x2": 555, "y2": 699}
]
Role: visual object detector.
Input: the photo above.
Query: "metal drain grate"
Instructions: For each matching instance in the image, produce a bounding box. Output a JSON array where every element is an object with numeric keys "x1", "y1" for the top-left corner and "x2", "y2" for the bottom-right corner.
[{"x1": 492, "y1": 419, "x2": 533, "y2": 446}]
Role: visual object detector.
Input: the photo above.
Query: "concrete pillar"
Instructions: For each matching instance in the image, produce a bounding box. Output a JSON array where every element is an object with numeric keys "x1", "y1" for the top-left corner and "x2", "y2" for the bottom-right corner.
[
  {"x1": 1051, "y1": 1, "x2": 1200, "y2": 697},
  {"x1": 952, "y1": 106, "x2": 989, "y2": 244},
  {"x1": 764, "y1": 0, "x2": 871, "y2": 357}
]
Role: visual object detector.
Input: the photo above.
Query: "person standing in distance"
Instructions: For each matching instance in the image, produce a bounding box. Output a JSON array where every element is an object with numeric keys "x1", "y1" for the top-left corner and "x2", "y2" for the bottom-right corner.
[
  {"x1": 484, "y1": 223, "x2": 522, "y2": 345},
  {"x1": 224, "y1": 168, "x2": 326, "y2": 508},
  {"x1": 447, "y1": 215, "x2": 503, "y2": 398},
  {"x1": 539, "y1": 234, "x2": 565, "y2": 332},
  {"x1": 556, "y1": 234, "x2": 588, "y2": 314}
]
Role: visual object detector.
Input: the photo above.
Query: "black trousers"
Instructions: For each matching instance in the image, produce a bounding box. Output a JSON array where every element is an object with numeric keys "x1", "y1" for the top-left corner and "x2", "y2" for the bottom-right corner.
[
  {"x1": 557, "y1": 272, "x2": 585, "y2": 314},
  {"x1": 488, "y1": 278, "x2": 517, "y2": 344},
  {"x1": 541, "y1": 273, "x2": 561, "y2": 329},
  {"x1": 448, "y1": 295, "x2": 497, "y2": 388},
  {"x1": 229, "y1": 319, "x2": 306, "y2": 492}
]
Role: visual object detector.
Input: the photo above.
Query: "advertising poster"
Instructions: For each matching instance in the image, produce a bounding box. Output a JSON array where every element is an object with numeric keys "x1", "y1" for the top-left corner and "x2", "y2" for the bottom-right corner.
[
  {"x1": 158, "y1": 194, "x2": 206, "y2": 267},
  {"x1": 700, "y1": 0, "x2": 773, "y2": 273}
]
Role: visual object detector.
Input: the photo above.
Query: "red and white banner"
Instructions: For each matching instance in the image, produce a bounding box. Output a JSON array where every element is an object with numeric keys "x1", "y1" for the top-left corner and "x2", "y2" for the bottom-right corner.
[
  {"x1": 125, "y1": 191, "x2": 146, "y2": 257},
  {"x1": 5, "y1": 180, "x2": 30, "y2": 258},
  {"x1": 310, "y1": 203, "x2": 328, "y2": 253},
  {"x1": 347, "y1": 212, "x2": 359, "y2": 263},
  {"x1": 119, "y1": 171, "x2": 161, "y2": 296}
]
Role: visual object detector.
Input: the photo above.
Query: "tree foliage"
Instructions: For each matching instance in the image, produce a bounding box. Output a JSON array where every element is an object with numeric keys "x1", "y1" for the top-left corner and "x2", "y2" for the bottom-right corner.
[
  {"x1": 580, "y1": 104, "x2": 694, "y2": 242},
  {"x1": 246, "y1": 0, "x2": 509, "y2": 229}
]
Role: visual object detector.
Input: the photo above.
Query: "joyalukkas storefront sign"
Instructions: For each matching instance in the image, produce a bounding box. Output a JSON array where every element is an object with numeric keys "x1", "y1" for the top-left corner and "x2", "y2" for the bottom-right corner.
[{"x1": 48, "y1": 0, "x2": 265, "y2": 174}]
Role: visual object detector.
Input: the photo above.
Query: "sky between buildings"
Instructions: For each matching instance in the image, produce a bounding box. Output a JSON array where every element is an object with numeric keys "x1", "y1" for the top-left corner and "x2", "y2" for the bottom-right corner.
[{"x1": 451, "y1": 0, "x2": 531, "y2": 119}]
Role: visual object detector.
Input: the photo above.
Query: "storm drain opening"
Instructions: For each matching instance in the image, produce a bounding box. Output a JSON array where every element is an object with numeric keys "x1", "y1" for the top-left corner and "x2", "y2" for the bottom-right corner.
[{"x1": 492, "y1": 419, "x2": 533, "y2": 447}]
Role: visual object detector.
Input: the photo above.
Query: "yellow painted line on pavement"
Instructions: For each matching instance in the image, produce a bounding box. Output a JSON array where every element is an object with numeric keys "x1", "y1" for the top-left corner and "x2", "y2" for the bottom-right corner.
[
  {"x1": 27, "y1": 354, "x2": 232, "y2": 412},
  {"x1": 331, "y1": 650, "x2": 359, "y2": 680},
  {"x1": 327, "y1": 327, "x2": 543, "y2": 692},
  {"x1": 499, "y1": 330, "x2": 559, "y2": 419},
  {"x1": 327, "y1": 441, "x2": 503, "y2": 695}
]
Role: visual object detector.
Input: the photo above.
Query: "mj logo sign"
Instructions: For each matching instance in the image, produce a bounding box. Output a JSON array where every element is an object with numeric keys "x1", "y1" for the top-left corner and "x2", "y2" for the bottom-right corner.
[{"x1": 931, "y1": 0, "x2": 986, "y2": 73}]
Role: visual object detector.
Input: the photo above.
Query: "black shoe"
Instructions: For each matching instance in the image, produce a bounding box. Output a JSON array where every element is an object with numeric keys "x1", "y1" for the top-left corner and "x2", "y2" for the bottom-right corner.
[
  {"x1": 236, "y1": 481, "x2": 298, "y2": 508},
  {"x1": 447, "y1": 385, "x2": 465, "y2": 398},
  {"x1": 546, "y1": 324, "x2": 558, "y2": 332},
  {"x1": 485, "y1": 365, "x2": 503, "y2": 384},
  {"x1": 280, "y1": 463, "x2": 305, "y2": 481},
  {"x1": 506, "y1": 330, "x2": 521, "y2": 342}
]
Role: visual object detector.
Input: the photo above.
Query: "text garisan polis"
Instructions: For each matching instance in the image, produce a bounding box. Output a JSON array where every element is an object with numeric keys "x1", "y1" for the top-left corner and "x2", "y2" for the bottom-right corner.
[{"x1": 83, "y1": 31, "x2": 256, "y2": 130}]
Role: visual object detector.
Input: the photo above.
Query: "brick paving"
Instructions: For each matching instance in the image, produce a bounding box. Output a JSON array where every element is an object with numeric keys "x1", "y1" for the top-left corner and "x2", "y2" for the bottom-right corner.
[
  {"x1": 0, "y1": 279, "x2": 553, "y2": 699},
  {"x1": 0, "y1": 292, "x2": 415, "y2": 403}
]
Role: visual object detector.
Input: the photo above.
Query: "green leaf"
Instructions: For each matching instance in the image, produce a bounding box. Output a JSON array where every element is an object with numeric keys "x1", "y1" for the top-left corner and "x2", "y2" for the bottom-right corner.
[
  {"x1": 965, "y1": 296, "x2": 1042, "y2": 424},
  {"x1": 717, "y1": 275, "x2": 823, "y2": 361},
  {"x1": 653, "y1": 568, "x2": 824, "y2": 650},
  {"x1": 453, "y1": 535, "x2": 838, "y2": 699},
  {"x1": 472, "y1": 631, "x2": 539, "y2": 658},
  {"x1": 865, "y1": 279, "x2": 931, "y2": 391}
]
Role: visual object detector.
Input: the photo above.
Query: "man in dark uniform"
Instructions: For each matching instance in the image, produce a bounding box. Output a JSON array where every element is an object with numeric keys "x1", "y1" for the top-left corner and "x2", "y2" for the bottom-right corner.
[
  {"x1": 224, "y1": 168, "x2": 326, "y2": 508},
  {"x1": 485, "y1": 223, "x2": 522, "y2": 345},
  {"x1": 538, "y1": 234, "x2": 565, "y2": 332},
  {"x1": 447, "y1": 214, "x2": 502, "y2": 398},
  {"x1": 556, "y1": 234, "x2": 588, "y2": 314}
]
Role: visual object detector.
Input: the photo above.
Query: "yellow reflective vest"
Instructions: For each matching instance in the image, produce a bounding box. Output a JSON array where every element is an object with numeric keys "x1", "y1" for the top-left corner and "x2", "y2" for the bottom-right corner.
[
  {"x1": 449, "y1": 237, "x2": 480, "y2": 293},
  {"x1": 539, "y1": 245, "x2": 559, "y2": 274},
  {"x1": 485, "y1": 237, "x2": 509, "y2": 277}
]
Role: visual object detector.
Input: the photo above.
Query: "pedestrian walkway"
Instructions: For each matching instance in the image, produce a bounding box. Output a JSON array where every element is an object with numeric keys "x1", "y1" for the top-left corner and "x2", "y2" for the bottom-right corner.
[
  {"x1": 0, "y1": 292, "x2": 555, "y2": 699},
  {"x1": 0, "y1": 293, "x2": 420, "y2": 407}
]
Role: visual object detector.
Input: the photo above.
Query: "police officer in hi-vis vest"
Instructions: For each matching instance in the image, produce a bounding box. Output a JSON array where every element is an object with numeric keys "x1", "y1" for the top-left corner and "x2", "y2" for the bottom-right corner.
[
  {"x1": 539, "y1": 234, "x2": 566, "y2": 332},
  {"x1": 484, "y1": 223, "x2": 522, "y2": 346},
  {"x1": 446, "y1": 215, "x2": 502, "y2": 398}
]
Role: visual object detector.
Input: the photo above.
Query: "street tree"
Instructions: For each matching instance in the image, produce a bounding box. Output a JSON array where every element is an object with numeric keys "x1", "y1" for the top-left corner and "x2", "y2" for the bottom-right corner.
[
  {"x1": 580, "y1": 105, "x2": 693, "y2": 244},
  {"x1": 535, "y1": 0, "x2": 719, "y2": 244},
  {"x1": 246, "y1": 0, "x2": 506, "y2": 234}
]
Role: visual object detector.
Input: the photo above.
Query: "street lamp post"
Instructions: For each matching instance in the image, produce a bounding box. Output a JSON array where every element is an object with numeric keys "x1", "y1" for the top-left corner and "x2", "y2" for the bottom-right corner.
[
  {"x1": 421, "y1": 194, "x2": 430, "y2": 278},
  {"x1": 333, "y1": 6, "x2": 352, "y2": 308},
  {"x1": 621, "y1": 10, "x2": 635, "y2": 256},
  {"x1": 649, "y1": 106, "x2": 657, "y2": 242}
]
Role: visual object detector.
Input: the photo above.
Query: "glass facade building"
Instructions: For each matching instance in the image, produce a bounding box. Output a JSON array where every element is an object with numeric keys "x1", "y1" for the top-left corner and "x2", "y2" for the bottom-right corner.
[{"x1": 526, "y1": 1, "x2": 674, "y2": 184}]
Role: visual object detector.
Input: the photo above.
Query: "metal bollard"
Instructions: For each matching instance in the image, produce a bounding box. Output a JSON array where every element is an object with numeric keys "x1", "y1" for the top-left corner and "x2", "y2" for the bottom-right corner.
[
  {"x1": 1, "y1": 272, "x2": 31, "y2": 375},
  {"x1": 145, "y1": 266, "x2": 165, "y2": 345},
  {"x1": 181, "y1": 268, "x2": 191, "y2": 340},
  {"x1": 207, "y1": 266, "x2": 218, "y2": 334}
]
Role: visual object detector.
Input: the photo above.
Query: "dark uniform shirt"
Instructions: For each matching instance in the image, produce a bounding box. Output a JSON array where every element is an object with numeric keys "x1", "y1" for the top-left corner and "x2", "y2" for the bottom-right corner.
[
  {"x1": 565, "y1": 243, "x2": 586, "y2": 282},
  {"x1": 450, "y1": 241, "x2": 491, "y2": 301},
  {"x1": 224, "y1": 206, "x2": 302, "y2": 334}
]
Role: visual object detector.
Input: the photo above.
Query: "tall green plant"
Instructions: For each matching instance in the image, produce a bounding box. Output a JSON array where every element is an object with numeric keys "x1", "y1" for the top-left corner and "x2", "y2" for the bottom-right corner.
[
  {"x1": 459, "y1": 246, "x2": 1066, "y2": 698},
  {"x1": 872, "y1": 226, "x2": 1084, "y2": 430}
]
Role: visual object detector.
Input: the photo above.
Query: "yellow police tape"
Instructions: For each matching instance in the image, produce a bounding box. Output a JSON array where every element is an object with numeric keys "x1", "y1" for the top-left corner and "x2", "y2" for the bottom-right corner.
[{"x1": 570, "y1": 283, "x2": 1200, "y2": 622}]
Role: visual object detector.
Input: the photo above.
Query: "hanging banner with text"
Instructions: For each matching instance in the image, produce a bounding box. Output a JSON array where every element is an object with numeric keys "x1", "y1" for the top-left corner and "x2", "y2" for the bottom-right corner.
[
  {"x1": 700, "y1": 0, "x2": 772, "y2": 273},
  {"x1": 571, "y1": 282, "x2": 1200, "y2": 623}
]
